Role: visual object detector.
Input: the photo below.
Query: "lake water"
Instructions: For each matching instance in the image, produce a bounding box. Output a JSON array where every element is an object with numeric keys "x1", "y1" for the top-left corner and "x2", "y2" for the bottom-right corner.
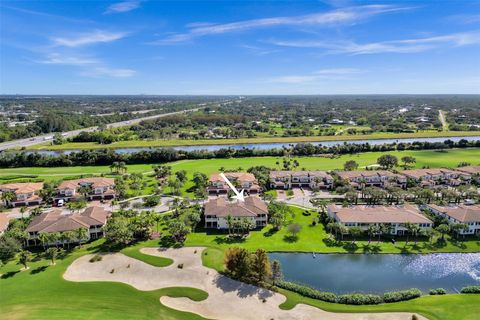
[
  {"x1": 268, "y1": 252, "x2": 480, "y2": 294},
  {"x1": 20, "y1": 135, "x2": 480, "y2": 155}
]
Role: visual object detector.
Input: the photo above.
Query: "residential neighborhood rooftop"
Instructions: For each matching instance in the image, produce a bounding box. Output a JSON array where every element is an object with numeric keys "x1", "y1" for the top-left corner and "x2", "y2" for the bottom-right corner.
[
  {"x1": 426, "y1": 204, "x2": 480, "y2": 223},
  {"x1": 57, "y1": 177, "x2": 115, "y2": 190},
  {"x1": 327, "y1": 204, "x2": 432, "y2": 224},
  {"x1": 0, "y1": 182, "x2": 43, "y2": 194},
  {"x1": 204, "y1": 196, "x2": 268, "y2": 218}
]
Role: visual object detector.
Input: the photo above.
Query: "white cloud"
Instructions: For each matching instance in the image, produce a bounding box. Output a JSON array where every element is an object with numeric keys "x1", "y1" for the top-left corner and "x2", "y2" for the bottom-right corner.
[
  {"x1": 81, "y1": 67, "x2": 136, "y2": 78},
  {"x1": 268, "y1": 31, "x2": 480, "y2": 54},
  {"x1": 154, "y1": 5, "x2": 412, "y2": 44},
  {"x1": 36, "y1": 53, "x2": 98, "y2": 65},
  {"x1": 51, "y1": 30, "x2": 127, "y2": 47},
  {"x1": 268, "y1": 68, "x2": 365, "y2": 83},
  {"x1": 105, "y1": 1, "x2": 141, "y2": 14}
]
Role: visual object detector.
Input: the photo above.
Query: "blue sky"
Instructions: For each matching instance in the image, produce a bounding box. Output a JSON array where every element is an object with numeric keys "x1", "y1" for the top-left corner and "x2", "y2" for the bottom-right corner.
[{"x1": 1, "y1": 0, "x2": 479, "y2": 94}]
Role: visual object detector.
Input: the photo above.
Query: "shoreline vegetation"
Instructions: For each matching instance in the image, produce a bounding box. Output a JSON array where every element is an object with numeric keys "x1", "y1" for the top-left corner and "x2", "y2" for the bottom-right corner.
[{"x1": 26, "y1": 130, "x2": 480, "y2": 151}]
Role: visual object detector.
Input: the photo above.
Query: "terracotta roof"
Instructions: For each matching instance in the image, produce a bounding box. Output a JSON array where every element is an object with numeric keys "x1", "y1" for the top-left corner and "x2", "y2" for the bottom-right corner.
[
  {"x1": 328, "y1": 204, "x2": 432, "y2": 224},
  {"x1": 204, "y1": 196, "x2": 268, "y2": 218},
  {"x1": 0, "y1": 182, "x2": 43, "y2": 195},
  {"x1": 26, "y1": 206, "x2": 110, "y2": 233},
  {"x1": 427, "y1": 204, "x2": 480, "y2": 223},
  {"x1": 337, "y1": 170, "x2": 402, "y2": 180},
  {"x1": 0, "y1": 214, "x2": 10, "y2": 233},
  {"x1": 269, "y1": 170, "x2": 332, "y2": 179},
  {"x1": 456, "y1": 166, "x2": 480, "y2": 175},
  {"x1": 58, "y1": 177, "x2": 115, "y2": 190},
  {"x1": 401, "y1": 168, "x2": 459, "y2": 179},
  {"x1": 209, "y1": 172, "x2": 257, "y2": 183}
]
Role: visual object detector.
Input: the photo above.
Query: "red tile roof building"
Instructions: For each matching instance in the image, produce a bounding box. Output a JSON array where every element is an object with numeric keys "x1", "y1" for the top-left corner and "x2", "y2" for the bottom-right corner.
[
  {"x1": 207, "y1": 172, "x2": 260, "y2": 195},
  {"x1": 204, "y1": 196, "x2": 268, "y2": 229},
  {"x1": 55, "y1": 177, "x2": 116, "y2": 201},
  {"x1": 0, "y1": 182, "x2": 43, "y2": 207},
  {"x1": 269, "y1": 171, "x2": 333, "y2": 190},
  {"x1": 425, "y1": 204, "x2": 480, "y2": 235}
]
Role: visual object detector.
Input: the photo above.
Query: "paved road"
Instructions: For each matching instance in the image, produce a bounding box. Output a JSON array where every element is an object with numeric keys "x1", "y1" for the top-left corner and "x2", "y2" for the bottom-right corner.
[
  {"x1": 0, "y1": 108, "x2": 199, "y2": 151},
  {"x1": 438, "y1": 110, "x2": 448, "y2": 131}
]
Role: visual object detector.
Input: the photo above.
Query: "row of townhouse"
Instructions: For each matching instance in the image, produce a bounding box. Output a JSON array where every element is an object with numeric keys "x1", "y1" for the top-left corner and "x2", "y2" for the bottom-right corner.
[
  {"x1": 402, "y1": 168, "x2": 473, "y2": 187},
  {"x1": 0, "y1": 178, "x2": 116, "y2": 207},
  {"x1": 25, "y1": 206, "x2": 110, "y2": 246},
  {"x1": 425, "y1": 204, "x2": 480, "y2": 235},
  {"x1": 269, "y1": 171, "x2": 334, "y2": 190},
  {"x1": 327, "y1": 204, "x2": 433, "y2": 235},
  {"x1": 336, "y1": 170, "x2": 407, "y2": 189},
  {"x1": 207, "y1": 172, "x2": 260, "y2": 195}
]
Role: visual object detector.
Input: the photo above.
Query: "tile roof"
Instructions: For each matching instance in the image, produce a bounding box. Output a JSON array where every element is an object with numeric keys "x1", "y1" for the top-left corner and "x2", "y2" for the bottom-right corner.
[
  {"x1": 204, "y1": 196, "x2": 268, "y2": 218},
  {"x1": 401, "y1": 168, "x2": 459, "y2": 179},
  {"x1": 26, "y1": 206, "x2": 110, "y2": 233},
  {"x1": 328, "y1": 204, "x2": 432, "y2": 224},
  {"x1": 427, "y1": 204, "x2": 480, "y2": 223},
  {"x1": 269, "y1": 170, "x2": 332, "y2": 179},
  {"x1": 57, "y1": 177, "x2": 115, "y2": 190},
  {"x1": 209, "y1": 172, "x2": 257, "y2": 183},
  {"x1": 0, "y1": 182, "x2": 43, "y2": 194},
  {"x1": 455, "y1": 166, "x2": 480, "y2": 175}
]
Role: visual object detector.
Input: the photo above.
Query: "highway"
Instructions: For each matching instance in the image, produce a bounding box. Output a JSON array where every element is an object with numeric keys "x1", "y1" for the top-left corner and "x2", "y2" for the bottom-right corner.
[{"x1": 0, "y1": 108, "x2": 198, "y2": 151}]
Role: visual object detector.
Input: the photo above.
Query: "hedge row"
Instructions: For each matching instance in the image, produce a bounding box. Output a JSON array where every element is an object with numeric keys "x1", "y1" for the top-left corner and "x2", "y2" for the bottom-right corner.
[
  {"x1": 461, "y1": 286, "x2": 480, "y2": 294},
  {"x1": 429, "y1": 288, "x2": 447, "y2": 295},
  {"x1": 383, "y1": 288, "x2": 422, "y2": 303},
  {"x1": 276, "y1": 281, "x2": 424, "y2": 305},
  {"x1": 275, "y1": 281, "x2": 337, "y2": 303},
  {"x1": 337, "y1": 293, "x2": 383, "y2": 305}
]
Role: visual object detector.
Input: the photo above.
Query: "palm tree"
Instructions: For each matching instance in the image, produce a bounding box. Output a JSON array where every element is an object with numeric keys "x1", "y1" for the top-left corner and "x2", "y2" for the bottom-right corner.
[
  {"x1": 77, "y1": 185, "x2": 93, "y2": 201},
  {"x1": 348, "y1": 227, "x2": 363, "y2": 244},
  {"x1": 402, "y1": 222, "x2": 414, "y2": 246},
  {"x1": 19, "y1": 250, "x2": 31, "y2": 270},
  {"x1": 38, "y1": 232, "x2": 50, "y2": 249},
  {"x1": 76, "y1": 227, "x2": 89, "y2": 247},
  {"x1": 435, "y1": 224, "x2": 450, "y2": 242},
  {"x1": 1, "y1": 191, "x2": 16, "y2": 207},
  {"x1": 226, "y1": 215, "x2": 233, "y2": 236},
  {"x1": 366, "y1": 225, "x2": 380, "y2": 245}
]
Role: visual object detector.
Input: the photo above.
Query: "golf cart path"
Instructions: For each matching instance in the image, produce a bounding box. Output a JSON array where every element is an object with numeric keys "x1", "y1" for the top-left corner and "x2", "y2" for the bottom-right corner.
[{"x1": 64, "y1": 247, "x2": 427, "y2": 320}]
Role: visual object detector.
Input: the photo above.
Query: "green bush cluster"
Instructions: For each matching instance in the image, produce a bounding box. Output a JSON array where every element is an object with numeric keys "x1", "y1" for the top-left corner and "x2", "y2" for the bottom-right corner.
[
  {"x1": 276, "y1": 281, "x2": 425, "y2": 305},
  {"x1": 461, "y1": 286, "x2": 480, "y2": 294},
  {"x1": 337, "y1": 293, "x2": 383, "y2": 305},
  {"x1": 383, "y1": 288, "x2": 422, "y2": 303},
  {"x1": 429, "y1": 288, "x2": 447, "y2": 295},
  {"x1": 275, "y1": 281, "x2": 337, "y2": 303}
]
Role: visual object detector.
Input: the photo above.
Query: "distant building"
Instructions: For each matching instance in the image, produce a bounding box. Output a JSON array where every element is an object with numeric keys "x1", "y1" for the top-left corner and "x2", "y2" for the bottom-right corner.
[
  {"x1": 25, "y1": 206, "x2": 110, "y2": 246},
  {"x1": 204, "y1": 197, "x2": 268, "y2": 229},
  {"x1": 455, "y1": 166, "x2": 480, "y2": 183},
  {"x1": 269, "y1": 171, "x2": 333, "y2": 190},
  {"x1": 0, "y1": 182, "x2": 43, "y2": 207},
  {"x1": 55, "y1": 177, "x2": 116, "y2": 202},
  {"x1": 401, "y1": 168, "x2": 471, "y2": 187},
  {"x1": 336, "y1": 170, "x2": 406, "y2": 189},
  {"x1": 207, "y1": 172, "x2": 260, "y2": 195},
  {"x1": 425, "y1": 204, "x2": 480, "y2": 235},
  {"x1": 327, "y1": 204, "x2": 433, "y2": 236}
]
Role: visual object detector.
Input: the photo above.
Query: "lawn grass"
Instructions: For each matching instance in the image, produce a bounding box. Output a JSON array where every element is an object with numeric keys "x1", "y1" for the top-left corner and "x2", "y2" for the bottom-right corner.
[
  {"x1": 3, "y1": 148, "x2": 479, "y2": 185},
  {"x1": 27, "y1": 130, "x2": 480, "y2": 150},
  {"x1": 278, "y1": 288, "x2": 480, "y2": 320},
  {"x1": 121, "y1": 245, "x2": 174, "y2": 267},
  {"x1": 0, "y1": 241, "x2": 208, "y2": 320},
  {"x1": 186, "y1": 206, "x2": 480, "y2": 255}
]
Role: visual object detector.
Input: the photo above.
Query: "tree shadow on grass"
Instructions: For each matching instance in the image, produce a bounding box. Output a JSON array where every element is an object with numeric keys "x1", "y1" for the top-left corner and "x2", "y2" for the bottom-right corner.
[
  {"x1": 1, "y1": 270, "x2": 19, "y2": 279},
  {"x1": 283, "y1": 235, "x2": 298, "y2": 243},
  {"x1": 342, "y1": 242, "x2": 359, "y2": 253},
  {"x1": 362, "y1": 244, "x2": 381, "y2": 253},
  {"x1": 30, "y1": 265, "x2": 48, "y2": 275},
  {"x1": 213, "y1": 236, "x2": 246, "y2": 245},
  {"x1": 263, "y1": 228, "x2": 278, "y2": 238},
  {"x1": 322, "y1": 237, "x2": 343, "y2": 248}
]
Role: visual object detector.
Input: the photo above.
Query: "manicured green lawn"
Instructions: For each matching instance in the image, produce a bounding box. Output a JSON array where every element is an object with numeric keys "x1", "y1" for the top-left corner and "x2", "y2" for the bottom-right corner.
[
  {"x1": 187, "y1": 206, "x2": 480, "y2": 257},
  {"x1": 3, "y1": 148, "x2": 479, "y2": 188},
  {"x1": 279, "y1": 288, "x2": 480, "y2": 320},
  {"x1": 0, "y1": 241, "x2": 208, "y2": 320},
  {"x1": 27, "y1": 130, "x2": 480, "y2": 150}
]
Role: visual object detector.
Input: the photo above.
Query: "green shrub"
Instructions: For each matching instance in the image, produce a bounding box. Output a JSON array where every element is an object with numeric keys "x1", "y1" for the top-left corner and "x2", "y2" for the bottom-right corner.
[
  {"x1": 275, "y1": 281, "x2": 337, "y2": 303},
  {"x1": 461, "y1": 286, "x2": 480, "y2": 294},
  {"x1": 337, "y1": 293, "x2": 383, "y2": 305},
  {"x1": 429, "y1": 288, "x2": 446, "y2": 295},
  {"x1": 89, "y1": 254, "x2": 102, "y2": 263},
  {"x1": 383, "y1": 288, "x2": 422, "y2": 303}
]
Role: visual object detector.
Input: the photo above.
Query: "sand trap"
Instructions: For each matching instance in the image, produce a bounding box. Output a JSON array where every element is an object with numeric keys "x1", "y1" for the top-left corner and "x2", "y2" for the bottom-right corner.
[{"x1": 64, "y1": 247, "x2": 428, "y2": 320}]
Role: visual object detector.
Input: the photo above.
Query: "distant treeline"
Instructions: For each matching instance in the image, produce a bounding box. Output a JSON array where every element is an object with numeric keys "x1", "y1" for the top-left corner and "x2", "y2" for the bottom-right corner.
[{"x1": 1, "y1": 139, "x2": 479, "y2": 168}]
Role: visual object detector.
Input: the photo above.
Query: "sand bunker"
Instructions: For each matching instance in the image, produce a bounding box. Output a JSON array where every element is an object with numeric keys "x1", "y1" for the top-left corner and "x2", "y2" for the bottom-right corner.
[{"x1": 64, "y1": 247, "x2": 428, "y2": 320}]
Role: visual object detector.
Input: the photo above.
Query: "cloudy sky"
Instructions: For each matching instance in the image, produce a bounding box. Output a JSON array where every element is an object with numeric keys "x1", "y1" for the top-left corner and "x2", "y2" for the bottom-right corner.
[{"x1": 1, "y1": 0, "x2": 479, "y2": 94}]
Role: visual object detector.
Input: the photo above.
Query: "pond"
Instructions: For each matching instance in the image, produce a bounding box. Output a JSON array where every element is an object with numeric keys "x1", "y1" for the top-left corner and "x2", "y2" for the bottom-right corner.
[
  {"x1": 20, "y1": 135, "x2": 480, "y2": 155},
  {"x1": 268, "y1": 252, "x2": 480, "y2": 294}
]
